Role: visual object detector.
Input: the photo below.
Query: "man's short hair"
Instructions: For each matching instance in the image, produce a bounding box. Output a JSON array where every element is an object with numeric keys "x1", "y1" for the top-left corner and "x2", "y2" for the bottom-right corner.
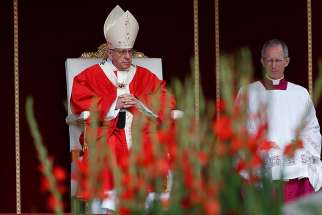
[{"x1": 261, "y1": 39, "x2": 289, "y2": 58}]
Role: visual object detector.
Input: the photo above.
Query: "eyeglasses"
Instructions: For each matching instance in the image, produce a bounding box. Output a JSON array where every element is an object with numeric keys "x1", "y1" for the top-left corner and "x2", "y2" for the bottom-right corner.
[
  {"x1": 110, "y1": 48, "x2": 133, "y2": 56},
  {"x1": 263, "y1": 58, "x2": 286, "y2": 65}
]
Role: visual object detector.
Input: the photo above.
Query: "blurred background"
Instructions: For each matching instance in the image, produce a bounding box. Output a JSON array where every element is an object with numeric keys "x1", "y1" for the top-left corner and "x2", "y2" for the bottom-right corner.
[{"x1": 0, "y1": 0, "x2": 321, "y2": 212}]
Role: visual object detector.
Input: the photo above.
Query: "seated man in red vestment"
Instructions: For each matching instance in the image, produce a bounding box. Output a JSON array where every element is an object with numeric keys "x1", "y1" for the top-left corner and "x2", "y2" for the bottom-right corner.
[{"x1": 70, "y1": 5, "x2": 176, "y2": 213}]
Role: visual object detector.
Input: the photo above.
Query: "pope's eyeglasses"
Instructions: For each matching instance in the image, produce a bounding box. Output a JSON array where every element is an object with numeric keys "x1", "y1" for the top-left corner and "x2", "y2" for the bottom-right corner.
[{"x1": 110, "y1": 49, "x2": 133, "y2": 56}]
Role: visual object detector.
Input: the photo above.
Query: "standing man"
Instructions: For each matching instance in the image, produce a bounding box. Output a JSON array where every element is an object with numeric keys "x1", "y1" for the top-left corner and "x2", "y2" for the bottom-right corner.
[
  {"x1": 242, "y1": 39, "x2": 322, "y2": 202},
  {"x1": 70, "y1": 5, "x2": 175, "y2": 212}
]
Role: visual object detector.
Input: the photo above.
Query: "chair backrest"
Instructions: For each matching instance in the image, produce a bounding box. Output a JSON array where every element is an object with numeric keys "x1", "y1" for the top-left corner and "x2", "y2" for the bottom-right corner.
[{"x1": 65, "y1": 58, "x2": 163, "y2": 115}]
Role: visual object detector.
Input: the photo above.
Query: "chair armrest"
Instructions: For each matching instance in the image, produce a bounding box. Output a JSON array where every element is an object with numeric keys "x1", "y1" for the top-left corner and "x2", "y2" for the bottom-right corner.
[
  {"x1": 171, "y1": 110, "x2": 184, "y2": 119},
  {"x1": 65, "y1": 111, "x2": 90, "y2": 125}
]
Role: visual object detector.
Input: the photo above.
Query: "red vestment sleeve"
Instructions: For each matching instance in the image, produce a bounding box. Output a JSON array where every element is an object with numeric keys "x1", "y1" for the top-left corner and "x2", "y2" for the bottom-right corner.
[
  {"x1": 130, "y1": 66, "x2": 176, "y2": 121},
  {"x1": 70, "y1": 64, "x2": 117, "y2": 121}
]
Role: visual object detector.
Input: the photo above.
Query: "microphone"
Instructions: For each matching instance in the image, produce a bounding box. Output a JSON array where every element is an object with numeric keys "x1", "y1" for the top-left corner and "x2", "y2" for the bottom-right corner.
[{"x1": 117, "y1": 109, "x2": 126, "y2": 129}]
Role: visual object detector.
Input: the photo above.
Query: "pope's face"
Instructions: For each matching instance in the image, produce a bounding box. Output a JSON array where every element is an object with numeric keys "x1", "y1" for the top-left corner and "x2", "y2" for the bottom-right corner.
[
  {"x1": 109, "y1": 48, "x2": 133, "y2": 71},
  {"x1": 261, "y1": 45, "x2": 289, "y2": 80}
]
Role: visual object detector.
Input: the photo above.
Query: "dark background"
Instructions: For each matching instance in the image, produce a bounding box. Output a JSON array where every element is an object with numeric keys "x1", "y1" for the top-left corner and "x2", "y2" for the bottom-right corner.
[{"x1": 0, "y1": 0, "x2": 321, "y2": 212}]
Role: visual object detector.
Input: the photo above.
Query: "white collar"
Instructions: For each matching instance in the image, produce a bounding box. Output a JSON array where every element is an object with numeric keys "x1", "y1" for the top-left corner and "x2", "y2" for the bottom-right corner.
[
  {"x1": 265, "y1": 74, "x2": 284, "y2": 85},
  {"x1": 99, "y1": 59, "x2": 136, "y2": 88}
]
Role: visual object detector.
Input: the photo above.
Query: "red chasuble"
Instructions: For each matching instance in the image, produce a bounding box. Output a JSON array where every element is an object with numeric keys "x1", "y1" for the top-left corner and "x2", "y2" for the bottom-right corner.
[{"x1": 71, "y1": 64, "x2": 176, "y2": 196}]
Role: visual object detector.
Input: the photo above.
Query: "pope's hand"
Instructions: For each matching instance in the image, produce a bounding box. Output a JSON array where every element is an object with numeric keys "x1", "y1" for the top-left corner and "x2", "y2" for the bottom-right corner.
[{"x1": 115, "y1": 94, "x2": 139, "y2": 109}]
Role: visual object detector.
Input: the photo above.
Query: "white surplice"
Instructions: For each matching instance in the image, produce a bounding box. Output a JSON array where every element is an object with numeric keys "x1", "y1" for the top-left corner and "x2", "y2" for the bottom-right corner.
[{"x1": 242, "y1": 81, "x2": 322, "y2": 191}]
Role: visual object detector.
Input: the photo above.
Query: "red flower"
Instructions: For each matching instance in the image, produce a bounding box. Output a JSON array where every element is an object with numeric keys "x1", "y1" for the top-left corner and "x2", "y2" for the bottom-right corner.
[
  {"x1": 119, "y1": 206, "x2": 131, "y2": 215},
  {"x1": 47, "y1": 195, "x2": 63, "y2": 212},
  {"x1": 254, "y1": 123, "x2": 267, "y2": 140},
  {"x1": 235, "y1": 159, "x2": 246, "y2": 173},
  {"x1": 249, "y1": 154, "x2": 262, "y2": 168},
  {"x1": 284, "y1": 140, "x2": 304, "y2": 157},
  {"x1": 53, "y1": 166, "x2": 66, "y2": 182},
  {"x1": 215, "y1": 100, "x2": 226, "y2": 113},
  {"x1": 197, "y1": 151, "x2": 208, "y2": 166},
  {"x1": 213, "y1": 115, "x2": 233, "y2": 141},
  {"x1": 259, "y1": 140, "x2": 275, "y2": 151},
  {"x1": 231, "y1": 137, "x2": 243, "y2": 154},
  {"x1": 76, "y1": 159, "x2": 88, "y2": 174},
  {"x1": 204, "y1": 199, "x2": 220, "y2": 215},
  {"x1": 121, "y1": 187, "x2": 135, "y2": 201},
  {"x1": 247, "y1": 136, "x2": 257, "y2": 153},
  {"x1": 156, "y1": 158, "x2": 170, "y2": 176},
  {"x1": 40, "y1": 177, "x2": 50, "y2": 192},
  {"x1": 122, "y1": 172, "x2": 132, "y2": 185}
]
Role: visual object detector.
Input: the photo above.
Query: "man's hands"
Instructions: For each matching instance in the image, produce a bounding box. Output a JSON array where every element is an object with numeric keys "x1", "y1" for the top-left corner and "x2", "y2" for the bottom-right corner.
[{"x1": 115, "y1": 94, "x2": 139, "y2": 109}]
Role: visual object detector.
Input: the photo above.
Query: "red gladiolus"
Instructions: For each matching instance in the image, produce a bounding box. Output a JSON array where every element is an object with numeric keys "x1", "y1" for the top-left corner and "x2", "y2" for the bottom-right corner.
[
  {"x1": 119, "y1": 206, "x2": 131, "y2": 215},
  {"x1": 119, "y1": 155, "x2": 129, "y2": 170},
  {"x1": 53, "y1": 166, "x2": 66, "y2": 182},
  {"x1": 121, "y1": 187, "x2": 135, "y2": 201},
  {"x1": 215, "y1": 99, "x2": 226, "y2": 113},
  {"x1": 181, "y1": 196, "x2": 192, "y2": 208},
  {"x1": 254, "y1": 123, "x2": 267, "y2": 140},
  {"x1": 190, "y1": 189, "x2": 202, "y2": 204},
  {"x1": 284, "y1": 140, "x2": 304, "y2": 157},
  {"x1": 96, "y1": 189, "x2": 108, "y2": 200},
  {"x1": 204, "y1": 199, "x2": 220, "y2": 215},
  {"x1": 249, "y1": 154, "x2": 262, "y2": 168},
  {"x1": 76, "y1": 159, "x2": 88, "y2": 174},
  {"x1": 40, "y1": 177, "x2": 50, "y2": 192},
  {"x1": 156, "y1": 125, "x2": 177, "y2": 165},
  {"x1": 205, "y1": 184, "x2": 219, "y2": 196},
  {"x1": 156, "y1": 159, "x2": 170, "y2": 176},
  {"x1": 259, "y1": 140, "x2": 275, "y2": 151},
  {"x1": 122, "y1": 172, "x2": 132, "y2": 186},
  {"x1": 231, "y1": 137, "x2": 243, "y2": 154},
  {"x1": 235, "y1": 159, "x2": 246, "y2": 173},
  {"x1": 247, "y1": 136, "x2": 257, "y2": 153},
  {"x1": 213, "y1": 115, "x2": 233, "y2": 141},
  {"x1": 47, "y1": 195, "x2": 63, "y2": 212},
  {"x1": 197, "y1": 151, "x2": 208, "y2": 166}
]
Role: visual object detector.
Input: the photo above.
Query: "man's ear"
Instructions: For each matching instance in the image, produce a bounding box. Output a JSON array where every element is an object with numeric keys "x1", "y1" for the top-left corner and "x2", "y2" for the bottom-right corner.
[
  {"x1": 107, "y1": 48, "x2": 113, "y2": 59},
  {"x1": 260, "y1": 57, "x2": 265, "y2": 66},
  {"x1": 108, "y1": 49, "x2": 112, "y2": 56},
  {"x1": 284, "y1": 57, "x2": 290, "y2": 67}
]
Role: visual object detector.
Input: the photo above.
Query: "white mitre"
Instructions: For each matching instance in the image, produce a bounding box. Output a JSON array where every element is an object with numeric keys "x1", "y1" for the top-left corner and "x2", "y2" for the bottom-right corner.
[{"x1": 103, "y1": 5, "x2": 139, "y2": 49}]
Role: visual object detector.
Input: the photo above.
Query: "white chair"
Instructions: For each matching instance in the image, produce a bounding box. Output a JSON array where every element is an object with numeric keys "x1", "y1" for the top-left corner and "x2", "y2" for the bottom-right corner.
[
  {"x1": 65, "y1": 57, "x2": 164, "y2": 152},
  {"x1": 65, "y1": 57, "x2": 183, "y2": 197},
  {"x1": 65, "y1": 57, "x2": 168, "y2": 197}
]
